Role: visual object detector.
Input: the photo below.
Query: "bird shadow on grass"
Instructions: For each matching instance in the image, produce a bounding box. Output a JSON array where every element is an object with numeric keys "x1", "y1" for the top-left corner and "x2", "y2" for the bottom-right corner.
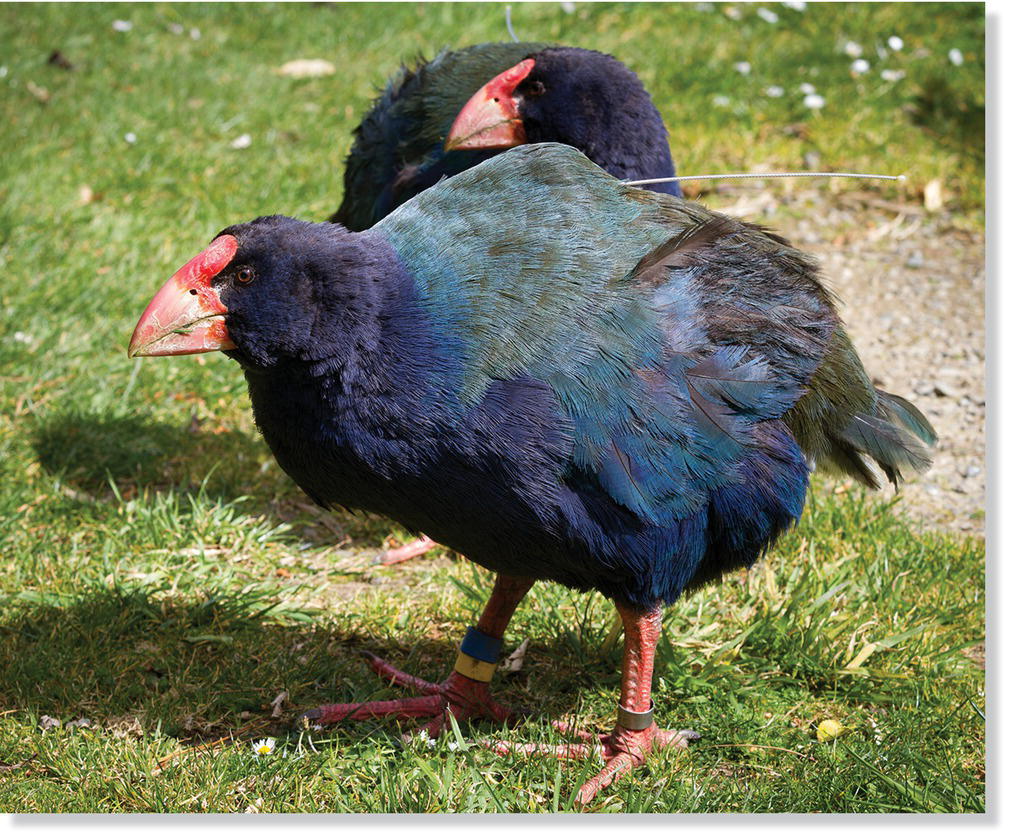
[
  {"x1": 30, "y1": 408, "x2": 274, "y2": 501},
  {"x1": 28, "y1": 408, "x2": 395, "y2": 552},
  {"x1": 0, "y1": 585, "x2": 598, "y2": 748}
]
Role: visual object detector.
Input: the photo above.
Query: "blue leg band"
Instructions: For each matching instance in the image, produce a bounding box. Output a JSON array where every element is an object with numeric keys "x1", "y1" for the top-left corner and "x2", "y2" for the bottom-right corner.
[{"x1": 459, "y1": 626, "x2": 503, "y2": 663}]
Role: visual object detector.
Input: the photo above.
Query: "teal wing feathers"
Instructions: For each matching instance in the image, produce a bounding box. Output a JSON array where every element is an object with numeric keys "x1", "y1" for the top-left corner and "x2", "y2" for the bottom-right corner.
[{"x1": 376, "y1": 144, "x2": 836, "y2": 522}]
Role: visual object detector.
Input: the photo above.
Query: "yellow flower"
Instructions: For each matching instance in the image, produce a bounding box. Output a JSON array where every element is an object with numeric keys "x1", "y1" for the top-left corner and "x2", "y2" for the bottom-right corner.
[{"x1": 816, "y1": 719, "x2": 845, "y2": 743}]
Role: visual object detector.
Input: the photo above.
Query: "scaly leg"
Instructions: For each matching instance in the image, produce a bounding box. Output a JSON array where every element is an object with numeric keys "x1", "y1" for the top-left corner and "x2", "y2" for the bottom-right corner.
[
  {"x1": 298, "y1": 574, "x2": 533, "y2": 738},
  {"x1": 575, "y1": 603, "x2": 700, "y2": 803}
]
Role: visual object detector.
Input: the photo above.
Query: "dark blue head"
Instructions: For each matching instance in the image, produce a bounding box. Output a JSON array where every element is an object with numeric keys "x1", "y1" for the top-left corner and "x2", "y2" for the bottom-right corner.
[
  {"x1": 128, "y1": 216, "x2": 396, "y2": 373},
  {"x1": 446, "y1": 46, "x2": 680, "y2": 195}
]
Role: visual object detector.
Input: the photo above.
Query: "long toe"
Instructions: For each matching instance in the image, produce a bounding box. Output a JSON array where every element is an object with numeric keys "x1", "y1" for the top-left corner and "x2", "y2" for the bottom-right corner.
[
  {"x1": 295, "y1": 669, "x2": 521, "y2": 731},
  {"x1": 375, "y1": 536, "x2": 438, "y2": 566},
  {"x1": 306, "y1": 694, "x2": 446, "y2": 725},
  {"x1": 483, "y1": 739, "x2": 597, "y2": 760},
  {"x1": 363, "y1": 652, "x2": 443, "y2": 694},
  {"x1": 576, "y1": 724, "x2": 699, "y2": 804},
  {"x1": 480, "y1": 721, "x2": 699, "y2": 805}
]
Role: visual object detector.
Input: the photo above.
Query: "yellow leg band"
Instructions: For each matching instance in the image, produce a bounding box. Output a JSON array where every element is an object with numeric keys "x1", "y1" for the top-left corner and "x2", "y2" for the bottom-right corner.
[{"x1": 454, "y1": 650, "x2": 497, "y2": 683}]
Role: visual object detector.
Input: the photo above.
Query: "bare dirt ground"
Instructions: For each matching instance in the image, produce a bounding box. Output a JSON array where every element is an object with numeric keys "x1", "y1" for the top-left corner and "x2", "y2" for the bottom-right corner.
[{"x1": 708, "y1": 185, "x2": 985, "y2": 537}]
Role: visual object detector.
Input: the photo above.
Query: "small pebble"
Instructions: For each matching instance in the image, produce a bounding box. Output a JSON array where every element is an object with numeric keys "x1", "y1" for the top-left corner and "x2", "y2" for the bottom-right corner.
[
  {"x1": 112, "y1": 20, "x2": 133, "y2": 32},
  {"x1": 949, "y1": 48, "x2": 964, "y2": 66}
]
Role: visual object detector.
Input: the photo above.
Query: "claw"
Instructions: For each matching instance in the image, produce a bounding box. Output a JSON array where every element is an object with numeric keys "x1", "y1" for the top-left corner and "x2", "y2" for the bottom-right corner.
[{"x1": 294, "y1": 707, "x2": 322, "y2": 728}]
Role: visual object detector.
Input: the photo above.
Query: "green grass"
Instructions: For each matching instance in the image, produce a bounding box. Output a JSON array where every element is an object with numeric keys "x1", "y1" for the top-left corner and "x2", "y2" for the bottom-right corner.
[{"x1": 0, "y1": 1, "x2": 984, "y2": 814}]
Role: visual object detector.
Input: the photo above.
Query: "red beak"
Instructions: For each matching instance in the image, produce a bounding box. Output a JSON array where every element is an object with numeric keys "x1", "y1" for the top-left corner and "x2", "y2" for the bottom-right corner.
[
  {"x1": 444, "y1": 58, "x2": 535, "y2": 151},
  {"x1": 127, "y1": 235, "x2": 238, "y2": 357}
]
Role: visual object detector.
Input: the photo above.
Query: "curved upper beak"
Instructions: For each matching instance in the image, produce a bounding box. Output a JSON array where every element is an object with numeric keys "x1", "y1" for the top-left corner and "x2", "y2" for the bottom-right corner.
[
  {"x1": 444, "y1": 58, "x2": 535, "y2": 151},
  {"x1": 127, "y1": 235, "x2": 238, "y2": 358}
]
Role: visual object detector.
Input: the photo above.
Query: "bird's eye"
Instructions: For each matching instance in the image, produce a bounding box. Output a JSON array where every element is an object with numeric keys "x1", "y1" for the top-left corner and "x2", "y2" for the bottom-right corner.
[
  {"x1": 526, "y1": 80, "x2": 546, "y2": 97},
  {"x1": 236, "y1": 267, "x2": 255, "y2": 285}
]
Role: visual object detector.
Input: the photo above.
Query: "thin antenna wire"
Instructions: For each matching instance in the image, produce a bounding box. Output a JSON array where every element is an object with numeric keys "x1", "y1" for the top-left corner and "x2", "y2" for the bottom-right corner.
[
  {"x1": 505, "y1": 5, "x2": 519, "y2": 42},
  {"x1": 623, "y1": 171, "x2": 906, "y2": 186}
]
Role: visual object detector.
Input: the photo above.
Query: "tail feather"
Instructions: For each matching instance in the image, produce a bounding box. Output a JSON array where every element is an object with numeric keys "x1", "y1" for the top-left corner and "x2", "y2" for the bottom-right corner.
[
  {"x1": 834, "y1": 388, "x2": 936, "y2": 489},
  {"x1": 876, "y1": 391, "x2": 938, "y2": 447}
]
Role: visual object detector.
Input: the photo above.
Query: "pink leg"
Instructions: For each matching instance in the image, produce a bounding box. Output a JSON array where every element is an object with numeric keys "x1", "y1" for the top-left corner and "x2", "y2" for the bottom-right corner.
[
  {"x1": 482, "y1": 603, "x2": 699, "y2": 805},
  {"x1": 298, "y1": 574, "x2": 534, "y2": 734},
  {"x1": 375, "y1": 534, "x2": 438, "y2": 566},
  {"x1": 575, "y1": 603, "x2": 699, "y2": 804}
]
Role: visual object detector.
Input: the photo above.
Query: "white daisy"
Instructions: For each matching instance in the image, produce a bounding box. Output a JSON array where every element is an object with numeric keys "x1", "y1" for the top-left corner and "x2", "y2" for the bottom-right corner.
[{"x1": 252, "y1": 737, "x2": 276, "y2": 756}]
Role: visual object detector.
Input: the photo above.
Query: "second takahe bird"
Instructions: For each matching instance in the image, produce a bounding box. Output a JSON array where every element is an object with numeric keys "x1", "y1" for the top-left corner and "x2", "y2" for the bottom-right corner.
[
  {"x1": 334, "y1": 42, "x2": 684, "y2": 564},
  {"x1": 332, "y1": 42, "x2": 681, "y2": 232},
  {"x1": 129, "y1": 144, "x2": 935, "y2": 804}
]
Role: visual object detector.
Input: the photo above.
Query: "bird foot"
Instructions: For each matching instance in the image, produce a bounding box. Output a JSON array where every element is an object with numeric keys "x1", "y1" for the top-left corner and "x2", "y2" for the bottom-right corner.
[
  {"x1": 296, "y1": 651, "x2": 517, "y2": 739},
  {"x1": 484, "y1": 721, "x2": 700, "y2": 805},
  {"x1": 374, "y1": 535, "x2": 438, "y2": 566}
]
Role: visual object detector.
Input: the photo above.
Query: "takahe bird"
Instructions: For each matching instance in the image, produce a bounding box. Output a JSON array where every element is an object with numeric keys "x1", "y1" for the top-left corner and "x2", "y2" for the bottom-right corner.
[
  {"x1": 129, "y1": 144, "x2": 935, "y2": 804},
  {"x1": 332, "y1": 42, "x2": 680, "y2": 232},
  {"x1": 334, "y1": 42, "x2": 683, "y2": 564}
]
